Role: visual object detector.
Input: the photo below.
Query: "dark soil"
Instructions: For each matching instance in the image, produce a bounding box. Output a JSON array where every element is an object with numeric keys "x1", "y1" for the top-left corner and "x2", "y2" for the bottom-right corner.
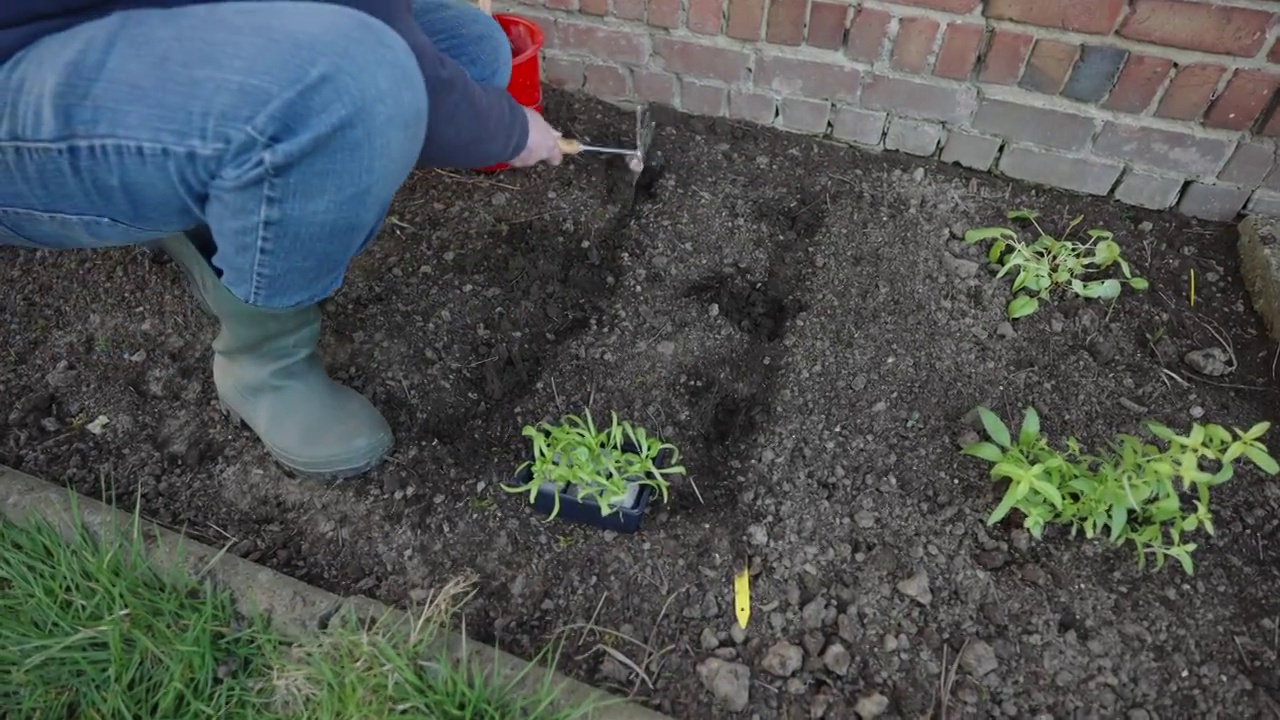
[{"x1": 4, "y1": 89, "x2": 1280, "y2": 719}]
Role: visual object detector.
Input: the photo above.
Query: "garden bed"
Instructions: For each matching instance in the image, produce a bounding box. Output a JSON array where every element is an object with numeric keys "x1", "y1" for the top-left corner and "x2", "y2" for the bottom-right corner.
[{"x1": 3, "y1": 89, "x2": 1279, "y2": 718}]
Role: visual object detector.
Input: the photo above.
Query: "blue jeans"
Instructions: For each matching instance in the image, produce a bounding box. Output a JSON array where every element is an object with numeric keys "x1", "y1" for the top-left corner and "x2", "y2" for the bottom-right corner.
[{"x1": 0, "y1": 0, "x2": 511, "y2": 308}]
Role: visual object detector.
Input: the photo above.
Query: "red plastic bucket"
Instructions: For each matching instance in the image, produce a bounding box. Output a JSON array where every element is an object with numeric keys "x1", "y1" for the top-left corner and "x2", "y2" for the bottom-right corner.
[{"x1": 480, "y1": 14, "x2": 545, "y2": 173}]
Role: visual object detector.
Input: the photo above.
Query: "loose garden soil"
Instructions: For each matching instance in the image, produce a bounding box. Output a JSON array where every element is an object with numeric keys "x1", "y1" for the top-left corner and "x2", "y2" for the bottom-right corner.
[{"x1": 4, "y1": 89, "x2": 1280, "y2": 719}]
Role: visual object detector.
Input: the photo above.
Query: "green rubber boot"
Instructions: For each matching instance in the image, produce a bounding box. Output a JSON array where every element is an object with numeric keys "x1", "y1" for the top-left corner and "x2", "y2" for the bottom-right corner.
[{"x1": 157, "y1": 232, "x2": 393, "y2": 480}]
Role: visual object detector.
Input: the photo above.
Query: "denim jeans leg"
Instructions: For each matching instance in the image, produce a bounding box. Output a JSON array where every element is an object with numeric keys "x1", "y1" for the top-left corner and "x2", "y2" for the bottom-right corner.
[
  {"x1": 0, "y1": 1, "x2": 428, "y2": 309},
  {"x1": 411, "y1": 0, "x2": 513, "y2": 88}
]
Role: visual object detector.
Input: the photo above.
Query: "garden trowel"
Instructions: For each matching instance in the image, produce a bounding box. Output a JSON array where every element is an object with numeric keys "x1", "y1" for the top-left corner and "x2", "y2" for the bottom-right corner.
[{"x1": 557, "y1": 104, "x2": 656, "y2": 178}]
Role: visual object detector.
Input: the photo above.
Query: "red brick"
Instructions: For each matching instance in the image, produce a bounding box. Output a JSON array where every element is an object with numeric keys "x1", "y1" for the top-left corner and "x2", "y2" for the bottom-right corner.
[
  {"x1": 881, "y1": 0, "x2": 979, "y2": 12},
  {"x1": 729, "y1": 90, "x2": 777, "y2": 124},
  {"x1": 847, "y1": 7, "x2": 891, "y2": 63},
  {"x1": 755, "y1": 55, "x2": 861, "y2": 101},
  {"x1": 934, "y1": 22, "x2": 984, "y2": 80},
  {"x1": 654, "y1": 37, "x2": 751, "y2": 83},
  {"x1": 544, "y1": 0, "x2": 577, "y2": 11},
  {"x1": 614, "y1": 0, "x2": 646, "y2": 20},
  {"x1": 861, "y1": 74, "x2": 978, "y2": 124},
  {"x1": 779, "y1": 97, "x2": 831, "y2": 133},
  {"x1": 891, "y1": 16, "x2": 939, "y2": 73},
  {"x1": 1271, "y1": 38, "x2": 1280, "y2": 64},
  {"x1": 687, "y1": 0, "x2": 723, "y2": 34},
  {"x1": 557, "y1": 22, "x2": 649, "y2": 64},
  {"x1": 1262, "y1": 106, "x2": 1280, "y2": 138},
  {"x1": 580, "y1": 0, "x2": 607, "y2": 16},
  {"x1": 543, "y1": 57, "x2": 585, "y2": 90},
  {"x1": 1205, "y1": 69, "x2": 1280, "y2": 132},
  {"x1": 766, "y1": 0, "x2": 806, "y2": 46},
  {"x1": 648, "y1": 0, "x2": 680, "y2": 28},
  {"x1": 1103, "y1": 54, "x2": 1172, "y2": 114},
  {"x1": 634, "y1": 70, "x2": 677, "y2": 105},
  {"x1": 978, "y1": 29, "x2": 1033, "y2": 85},
  {"x1": 985, "y1": 0, "x2": 1125, "y2": 34},
  {"x1": 1119, "y1": 0, "x2": 1274, "y2": 58},
  {"x1": 682, "y1": 80, "x2": 727, "y2": 116},
  {"x1": 585, "y1": 64, "x2": 629, "y2": 98},
  {"x1": 807, "y1": 2, "x2": 847, "y2": 50},
  {"x1": 1019, "y1": 39, "x2": 1078, "y2": 94},
  {"x1": 521, "y1": 13, "x2": 557, "y2": 48},
  {"x1": 1155, "y1": 64, "x2": 1225, "y2": 121},
  {"x1": 727, "y1": 0, "x2": 765, "y2": 40}
]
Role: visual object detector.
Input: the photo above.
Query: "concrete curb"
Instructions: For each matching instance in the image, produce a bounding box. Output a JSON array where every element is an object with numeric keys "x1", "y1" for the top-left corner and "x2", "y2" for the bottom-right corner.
[
  {"x1": 0, "y1": 463, "x2": 674, "y2": 720},
  {"x1": 1238, "y1": 214, "x2": 1280, "y2": 343}
]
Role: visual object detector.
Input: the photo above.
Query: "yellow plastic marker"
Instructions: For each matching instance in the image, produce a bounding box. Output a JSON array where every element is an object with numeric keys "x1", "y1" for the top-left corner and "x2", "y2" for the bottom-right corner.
[
  {"x1": 733, "y1": 564, "x2": 751, "y2": 629},
  {"x1": 1189, "y1": 268, "x2": 1196, "y2": 307}
]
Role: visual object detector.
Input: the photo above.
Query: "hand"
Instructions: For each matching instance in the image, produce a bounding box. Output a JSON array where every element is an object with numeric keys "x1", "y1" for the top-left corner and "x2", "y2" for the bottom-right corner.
[{"x1": 508, "y1": 107, "x2": 564, "y2": 167}]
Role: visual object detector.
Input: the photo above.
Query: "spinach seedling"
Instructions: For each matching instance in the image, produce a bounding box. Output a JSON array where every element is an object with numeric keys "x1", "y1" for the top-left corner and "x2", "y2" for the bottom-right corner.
[
  {"x1": 961, "y1": 406, "x2": 1277, "y2": 574},
  {"x1": 964, "y1": 209, "x2": 1149, "y2": 319},
  {"x1": 503, "y1": 410, "x2": 684, "y2": 521}
]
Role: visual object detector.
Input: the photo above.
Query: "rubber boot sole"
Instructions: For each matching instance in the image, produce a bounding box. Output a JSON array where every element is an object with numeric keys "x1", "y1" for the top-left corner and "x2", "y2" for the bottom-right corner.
[{"x1": 218, "y1": 401, "x2": 388, "y2": 482}]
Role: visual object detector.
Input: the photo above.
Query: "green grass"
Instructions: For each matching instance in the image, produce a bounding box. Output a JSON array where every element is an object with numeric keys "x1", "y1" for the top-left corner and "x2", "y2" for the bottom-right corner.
[{"x1": 0, "y1": 502, "x2": 612, "y2": 720}]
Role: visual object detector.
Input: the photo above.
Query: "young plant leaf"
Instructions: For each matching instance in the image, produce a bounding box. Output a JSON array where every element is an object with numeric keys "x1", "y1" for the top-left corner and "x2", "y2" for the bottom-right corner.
[
  {"x1": 1007, "y1": 295, "x2": 1039, "y2": 319},
  {"x1": 977, "y1": 407, "x2": 1011, "y2": 448},
  {"x1": 1243, "y1": 445, "x2": 1280, "y2": 475},
  {"x1": 961, "y1": 442, "x2": 1005, "y2": 463},
  {"x1": 1018, "y1": 406, "x2": 1040, "y2": 446}
]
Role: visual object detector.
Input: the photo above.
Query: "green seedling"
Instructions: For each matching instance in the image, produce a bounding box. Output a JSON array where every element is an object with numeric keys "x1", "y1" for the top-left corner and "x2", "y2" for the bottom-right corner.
[
  {"x1": 964, "y1": 209, "x2": 1149, "y2": 319},
  {"x1": 961, "y1": 406, "x2": 1277, "y2": 575},
  {"x1": 502, "y1": 409, "x2": 685, "y2": 521}
]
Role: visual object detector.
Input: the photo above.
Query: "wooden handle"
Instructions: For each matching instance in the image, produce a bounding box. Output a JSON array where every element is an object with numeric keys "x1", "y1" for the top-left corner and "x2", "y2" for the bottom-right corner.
[{"x1": 558, "y1": 138, "x2": 582, "y2": 155}]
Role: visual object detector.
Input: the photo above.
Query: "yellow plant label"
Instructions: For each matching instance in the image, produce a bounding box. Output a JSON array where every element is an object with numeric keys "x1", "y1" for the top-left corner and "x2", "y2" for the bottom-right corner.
[{"x1": 733, "y1": 564, "x2": 750, "y2": 629}]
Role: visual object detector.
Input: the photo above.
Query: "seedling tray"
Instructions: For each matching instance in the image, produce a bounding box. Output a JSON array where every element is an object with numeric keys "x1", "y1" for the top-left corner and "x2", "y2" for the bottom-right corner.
[{"x1": 514, "y1": 442, "x2": 674, "y2": 533}]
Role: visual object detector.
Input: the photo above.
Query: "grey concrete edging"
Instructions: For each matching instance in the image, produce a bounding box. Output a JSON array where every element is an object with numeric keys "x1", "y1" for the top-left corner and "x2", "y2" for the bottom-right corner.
[
  {"x1": 0, "y1": 463, "x2": 673, "y2": 720},
  {"x1": 1238, "y1": 214, "x2": 1280, "y2": 344}
]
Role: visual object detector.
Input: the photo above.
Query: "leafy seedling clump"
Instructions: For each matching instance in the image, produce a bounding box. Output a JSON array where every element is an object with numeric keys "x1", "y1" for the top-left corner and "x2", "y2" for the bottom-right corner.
[
  {"x1": 503, "y1": 409, "x2": 684, "y2": 520},
  {"x1": 964, "y1": 209, "x2": 1149, "y2": 319},
  {"x1": 961, "y1": 406, "x2": 1277, "y2": 574}
]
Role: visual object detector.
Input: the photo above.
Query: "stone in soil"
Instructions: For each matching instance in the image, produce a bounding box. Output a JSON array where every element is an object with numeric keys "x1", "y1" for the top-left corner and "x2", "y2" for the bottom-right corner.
[
  {"x1": 4, "y1": 90, "x2": 1280, "y2": 718},
  {"x1": 696, "y1": 657, "x2": 750, "y2": 712}
]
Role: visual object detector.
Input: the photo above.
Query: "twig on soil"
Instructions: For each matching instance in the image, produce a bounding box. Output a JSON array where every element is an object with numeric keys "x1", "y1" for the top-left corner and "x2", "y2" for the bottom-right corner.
[
  {"x1": 639, "y1": 565, "x2": 669, "y2": 595},
  {"x1": 932, "y1": 639, "x2": 968, "y2": 720},
  {"x1": 630, "y1": 584, "x2": 690, "y2": 697},
  {"x1": 1083, "y1": 300, "x2": 1118, "y2": 348},
  {"x1": 559, "y1": 623, "x2": 653, "y2": 656},
  {"x1": 597, "y1": 644, "x2": 655, "y2": 690},
  {"x1": 383, "y1": 215, "x2": 415, "y2": 232},
  {"x1": 205, "y1": 522, "x2": 235, "y2": 541},
  {"x1": 1191, "y1": 314, "x2": 1238, "y2": 373},
  {"x1": 1177, "y1": 371, "x2": 1273, "y2": 393},
  {"x1": 580, "y1": 592, "x2": 607, "y2": 647},
  {"x1": 1158, "y1": 367, "x2": 1191, "y2": 388},
  {"x1": 1234, "y1": 635, "x2": 1253, "y2": 668},
  {"x1": 645, "y1": 321, "x2": 670, "y2": 346},
  {"x1": 685, "y1": 475, "x2": 706, "y2": 506},
  {"x1": 432, "y1": 168, "x2": 519, "y2": 191},
  {"x1": 551, "y1": 376, "x2": 564, "y2": 414},
  {"x1": 496, "y1": 210, "x2": 567, "y2": 226}
]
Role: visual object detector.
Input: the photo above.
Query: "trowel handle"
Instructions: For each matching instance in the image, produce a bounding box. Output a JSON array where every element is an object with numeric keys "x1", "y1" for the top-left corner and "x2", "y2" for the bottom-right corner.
[{"x1": 557, "y1": 137, "x2": 634, "y2": 157}]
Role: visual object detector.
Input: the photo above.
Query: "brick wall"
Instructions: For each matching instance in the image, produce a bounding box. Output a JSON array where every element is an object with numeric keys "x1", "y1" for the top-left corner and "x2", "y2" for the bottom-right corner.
[{"x1": 506, "y1": 0, "x2": 1280, "y2": 222}]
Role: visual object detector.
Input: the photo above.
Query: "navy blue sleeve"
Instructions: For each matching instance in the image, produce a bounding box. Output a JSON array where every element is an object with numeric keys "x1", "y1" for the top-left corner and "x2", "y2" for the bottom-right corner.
[{"x1": 340, "y1": 0, "x2": 530, "y2": 169}]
